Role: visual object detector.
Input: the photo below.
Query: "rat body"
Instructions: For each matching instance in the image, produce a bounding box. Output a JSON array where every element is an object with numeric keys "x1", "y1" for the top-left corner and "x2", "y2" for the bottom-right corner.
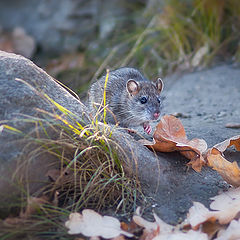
[{"x1": 88, "y1": 67, "x2": 163, "y2": 134}]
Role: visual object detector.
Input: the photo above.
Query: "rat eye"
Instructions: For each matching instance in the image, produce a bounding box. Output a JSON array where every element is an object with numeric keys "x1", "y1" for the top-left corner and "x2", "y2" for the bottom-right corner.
[
  {"x1": 157, "y1": 97, "x2": 161, "y2": 103},
  {"x1": 140, "y1": 96, "x2": 148, "y2": 104}
]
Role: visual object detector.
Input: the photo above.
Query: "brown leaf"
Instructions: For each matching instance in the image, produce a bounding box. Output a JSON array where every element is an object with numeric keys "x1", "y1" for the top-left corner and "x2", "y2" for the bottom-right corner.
[
  {"x1": 207, "y1": 153, "x2": 240, "y2": 187},
  {"x1": 206, "y1": 135, "x2": 240, "y2": 187},
  {"x1": 152, "y1": 115, "x2": 187, "y2": 152},
  {"x1": 212, "y1": 135, "x2": 240, "y2": 152},
  {"x1": 201, "y1": 221, "x2": 223, "y2": 240},
  {"x1": 145, "y1": 115, "x2": 207, "y2": 171}
]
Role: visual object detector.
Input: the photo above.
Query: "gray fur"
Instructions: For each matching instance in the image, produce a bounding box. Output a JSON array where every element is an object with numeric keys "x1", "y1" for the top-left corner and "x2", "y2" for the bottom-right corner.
[{"x1": 89, "y1": 67, "x2": 163, "y2": 127}]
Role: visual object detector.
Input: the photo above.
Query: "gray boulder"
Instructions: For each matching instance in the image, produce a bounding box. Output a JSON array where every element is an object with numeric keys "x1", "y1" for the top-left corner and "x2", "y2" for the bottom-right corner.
[{"x1": 0, "y1": 50, "x2": 88, "y2": 216}]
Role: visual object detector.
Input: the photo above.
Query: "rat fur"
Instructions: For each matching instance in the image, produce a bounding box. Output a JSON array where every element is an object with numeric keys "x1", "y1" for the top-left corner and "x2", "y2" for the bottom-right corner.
[{"x1": 88, "y1": 67, "x2": 163, "y2": 134}]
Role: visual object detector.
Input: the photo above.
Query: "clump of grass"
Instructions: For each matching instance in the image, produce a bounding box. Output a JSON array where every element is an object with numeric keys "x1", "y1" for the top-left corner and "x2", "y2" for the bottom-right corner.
[
  {"x1": 1, "y1": 82, "x2": 139, "y2": 239},
  {"x1": 88, "y1": 0, "x2": 240, "y2": 81}
]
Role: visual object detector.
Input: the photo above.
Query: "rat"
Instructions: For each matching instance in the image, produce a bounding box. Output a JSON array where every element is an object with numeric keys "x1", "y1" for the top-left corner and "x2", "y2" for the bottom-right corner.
[{"x1": 88, "y1": 67, "x2": 164, "y2": 134}]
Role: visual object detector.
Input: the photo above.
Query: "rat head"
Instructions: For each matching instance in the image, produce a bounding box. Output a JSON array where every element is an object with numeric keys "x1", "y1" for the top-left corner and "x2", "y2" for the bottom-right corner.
[{"x1": 126, "y1": 77, "x2": 164, "y2": 125}]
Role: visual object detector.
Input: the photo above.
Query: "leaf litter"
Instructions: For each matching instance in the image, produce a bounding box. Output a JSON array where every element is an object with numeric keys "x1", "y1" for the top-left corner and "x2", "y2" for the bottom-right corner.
[
  {"x1": 64, "y1": 116, "x2": 240, "y2": 239},
  {"x1": 65, "y1": 187, "x2": 240, "y2": 239}
]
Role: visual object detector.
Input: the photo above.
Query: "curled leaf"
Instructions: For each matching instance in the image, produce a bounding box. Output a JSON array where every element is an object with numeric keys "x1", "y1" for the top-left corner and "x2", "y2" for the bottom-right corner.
[
  {"x1": 207, "y1": 152, "x2": 240, "y2": 187},
  {"x1": 207, "y1": 135, "x2": 240, "y2": 187},
  {"x1": 212, "y1": 135, "x2": 240, "y2": 152},
  {"x1": 145, "y1": 115, "x2": 207, "y2": 171}
]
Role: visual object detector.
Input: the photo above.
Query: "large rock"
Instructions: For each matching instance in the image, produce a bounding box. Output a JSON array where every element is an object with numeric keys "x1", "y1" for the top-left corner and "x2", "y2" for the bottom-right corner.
[{"x1": 0, "y1": 50, "x2": 88, "y2": 216}]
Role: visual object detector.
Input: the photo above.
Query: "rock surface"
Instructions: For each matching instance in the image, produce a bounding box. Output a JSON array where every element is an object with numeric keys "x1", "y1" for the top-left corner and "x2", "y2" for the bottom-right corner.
[
  {"x1": 0, "y1": 51, "x2": 239, "y2": 225},
  {"x1": 0, "y1": 50, "x2": 87, "y2": 216}
]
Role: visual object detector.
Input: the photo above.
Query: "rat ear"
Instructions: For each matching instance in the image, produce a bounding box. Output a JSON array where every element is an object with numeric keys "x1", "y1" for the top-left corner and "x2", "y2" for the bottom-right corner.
[
  {"x1": 156, "y1": 78, "x2": 164, "y2": 93},
  {"x1": 126, "y1": 79, "x2": 139, "y2": 96}
]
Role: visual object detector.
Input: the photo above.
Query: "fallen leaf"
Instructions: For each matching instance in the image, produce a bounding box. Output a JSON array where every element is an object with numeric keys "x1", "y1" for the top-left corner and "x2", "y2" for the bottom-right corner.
[
  {"x1": 215, "y1": 219, "x2": 240, "y2": 240},
  {"x1": 65, "y1": 210, "x2": 133, "y2": 239},
  {"x1": 152, "y1": 229, "x2": 208, "y2": 240},
  {"x1": 201, "y1": 221, "x2": 223, "y2": 240},
  {"x1": 133, "y1": 209, "x2": 174, "y2": 240},
  {"x1": 186, "y1": 187, "x2": 240, "y2": 230},
  {"x1": 145, "y1": 115, "x2": 207, "y2": 171},
  {"x1": 207, "y1": 152, "x2": 240, "y2": 187},
  {"x1": 206, "y1": 135, "x2": 240, "y2": 187},
  {"x1": 187, "y1": 202, "x2": 217, "y2": 230},
  {"x1": 211, "y1": 135, "x2": 240, "y2": 152},
  {"x1": 209, "y1": 187, "x2": 240, "y2": 224},
  {"x1": 121, "y1": 220, "x2": 141, "y2": 235}
]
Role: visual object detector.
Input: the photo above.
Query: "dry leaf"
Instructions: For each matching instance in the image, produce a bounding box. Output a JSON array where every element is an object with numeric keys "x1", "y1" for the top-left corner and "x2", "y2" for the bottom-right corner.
[
  {"x1": 152, "y1": 230, "x2": 208, "y2": 240},
  {"x1": 207, "y1": 135, "x2": 240, "y2": 187},
  {"x1": 133, "y1": 210, "x2": 208, "y2": 240},
  {"x1": 133, "y1": 209, "x2": 175, "y2": 240},
  {"x1": 201, "y1": 221, "x2": 223, "y2": 240},
  {"x1": 212, "y1": 135, "x2": 240, "y2": 152},
  {"x1": 207, "y1": 152, "x2": 240, "y2": 187},
  {"x1": 209, "y1": 187, "x2": 240, "y2": 224},
  {"x1": 215, "y1": 219, "x2": 240, "y2": 240},
  {"x1": 187, "y1": 187, "x2": 240, "y2": 230},
  {"x1": 187, "y1": 202, "x2": 217, "y2": 230},
  {"x1": 65, "y1": 210, "x2": 133, "y2": 239},
  {"x1": 145, "y1": 115, "x2": 207, "y2": 171}
]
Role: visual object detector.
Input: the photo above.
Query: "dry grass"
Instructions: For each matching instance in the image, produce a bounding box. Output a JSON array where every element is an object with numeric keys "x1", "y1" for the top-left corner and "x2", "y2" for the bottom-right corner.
[
  {"x1": 0, "y1": 87, "x2": 139, "y2": 239},
  {"x1": 88, "y1": 0, "x2": 240, "y2": 81}
]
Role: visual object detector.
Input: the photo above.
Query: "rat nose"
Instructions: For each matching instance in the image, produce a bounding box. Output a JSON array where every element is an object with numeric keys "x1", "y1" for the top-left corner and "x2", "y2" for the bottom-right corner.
[{"x1": 153, "y1": 112, "x2": 160, "y2": 119}]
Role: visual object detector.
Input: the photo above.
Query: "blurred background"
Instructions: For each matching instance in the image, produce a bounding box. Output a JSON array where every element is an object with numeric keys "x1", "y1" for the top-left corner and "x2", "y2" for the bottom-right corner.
[{"x1": 0, "y1": 0, "x2": 239, "y2": 97}]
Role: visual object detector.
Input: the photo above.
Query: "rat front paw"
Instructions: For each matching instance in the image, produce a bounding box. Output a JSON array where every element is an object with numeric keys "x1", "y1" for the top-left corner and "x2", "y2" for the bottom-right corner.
[{"x1": 143, "y1": 122, "x2": 152, "y2": 134}]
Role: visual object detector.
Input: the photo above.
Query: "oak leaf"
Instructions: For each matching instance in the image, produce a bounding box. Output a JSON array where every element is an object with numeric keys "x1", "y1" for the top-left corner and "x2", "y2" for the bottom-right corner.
[
  {"x1": 215, "y1": 219, "x2": 240, "y2": 240},
  {"x1": 186, "y1": 187, "x2": 240, "y2": 230},
  {"x1": 65, "y1": 210, "x2": 133, "y2": 238}
]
